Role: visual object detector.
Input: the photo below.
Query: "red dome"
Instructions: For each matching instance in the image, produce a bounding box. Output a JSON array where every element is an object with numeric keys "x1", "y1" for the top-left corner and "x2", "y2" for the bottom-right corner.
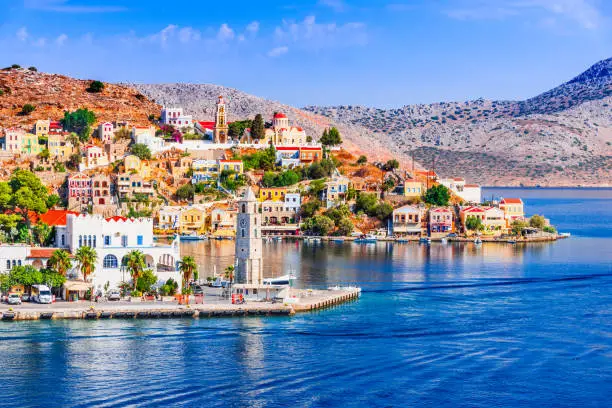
[{"x1": 274, "y1": 112, "x2": 287, "y2": 119}]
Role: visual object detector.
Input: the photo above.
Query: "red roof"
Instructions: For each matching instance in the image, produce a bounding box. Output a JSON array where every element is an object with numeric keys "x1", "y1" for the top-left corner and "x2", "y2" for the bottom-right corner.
[
  {"x1": 50, "y1": 121, "x2": 62, "y2": 129},
  {"x1": 28, "y1": 248, "x2": 73, "y2": 259},
  {"x1": 219, "y1": 160, "x2": 242, "y2": 163},
  {"x1": 462, "y1": 206, "x2": 486, "y2": 213},
  {"x1": 276, "y1": 146, "x2": 299, "y2": 151},
  {"x1": 500, "y1": 198, "x2": 523, "y2": 204},
  {"x1": 464, "y1": 184, "x2": 479, "y2": 188},
  {"x1": 38, "y1": 210, "x2": 79, "y2": 227},
  {"x1": 197, "y1": 121, "x2": 216, "y2": 129},
  {"x1": 300, "y1": 147, "x2": 322, "y2": 151},
  {"x1": 430, "y1": 207, "x2": 452, "y2": 213},
  {"x1": 106, "y1": 216, "x2": 129, "y2": 222},
  {"x1": 274, "y1": 112, "x2": 287, "y2": 119}
]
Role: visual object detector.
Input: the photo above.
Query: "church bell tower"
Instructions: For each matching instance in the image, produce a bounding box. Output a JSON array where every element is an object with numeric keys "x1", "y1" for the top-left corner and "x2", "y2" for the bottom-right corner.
[
  {"x1": 214, "y1": 95, "x2": 229, "y2": 144},
  {"x1": 235, "y1": 187, "x2": 263, "y2": 285}
]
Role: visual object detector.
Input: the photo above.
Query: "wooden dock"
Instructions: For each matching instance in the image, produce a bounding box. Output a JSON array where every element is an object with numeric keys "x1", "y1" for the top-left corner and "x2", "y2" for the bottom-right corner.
[{"x1": 0, "y1": 288, "x2": 361, "y2": 322}]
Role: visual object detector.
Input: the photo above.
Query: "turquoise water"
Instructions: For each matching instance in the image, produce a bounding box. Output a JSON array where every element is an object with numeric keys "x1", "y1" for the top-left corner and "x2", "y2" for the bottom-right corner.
[{"x1": 1, "y1": 188, "x2": 611, "y2": 407}]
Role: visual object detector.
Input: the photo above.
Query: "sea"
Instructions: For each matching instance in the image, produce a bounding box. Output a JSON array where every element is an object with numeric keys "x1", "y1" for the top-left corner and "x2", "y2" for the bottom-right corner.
[{"x1": 1, "y1": 188, "x2": 611, "y2": 407}]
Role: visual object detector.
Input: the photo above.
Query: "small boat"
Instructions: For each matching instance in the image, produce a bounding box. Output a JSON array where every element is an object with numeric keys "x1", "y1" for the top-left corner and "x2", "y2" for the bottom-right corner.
[
  {"x1": 507, "y1": 239, "x2": 517, "y2": 244},
  {"x1": 396, "y1": 238, "x2": 409, "y2": 243},
  {"x1": 474, "y1": 237, "x2": 482, "y2": 245},
  {"x1": 559, "y1": 232, "x2": 571, "y2": 238},
  {"x1": 440, "y1": 237, "x2": 448, "y2": 244},
  {"x1": 419, "y1": 237, "x2": 431, "y2": 244},
  {"x1": 273, "y1": 236, "x2": 283, "y2": 242},
  {"x1": 263, "y1": 273, "x2": 296, "y2": 286},
  {"x1": 180, "y1": 233, "x2": 208, "y2": 241},
  {"x1": 333, "y1": 238, "x2": 345, "y2": 243},
  {"x1": 354, "y1": 234, "x2": 377, "y2": 243}
]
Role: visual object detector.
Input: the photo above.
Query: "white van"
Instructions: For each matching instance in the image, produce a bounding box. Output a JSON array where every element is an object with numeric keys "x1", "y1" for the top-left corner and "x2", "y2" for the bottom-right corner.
[{"x1": 31, "y1": 285, "x2": 53, "y2": 304}]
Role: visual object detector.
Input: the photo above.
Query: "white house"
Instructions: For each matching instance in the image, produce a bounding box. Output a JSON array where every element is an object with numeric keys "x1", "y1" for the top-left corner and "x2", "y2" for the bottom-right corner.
[
  {"x1": 161, "y1": 107, "x2": 193, "y2": 130},
  {"x1": 439, "y1": 177, "x2": 481, "y2": 204},
  {"x1": 64, "y1": 214, "x2": 181, "y2": 292},
  {"x1": 98, "y1": 122, "x2": 114, "y2": 143},
  {"x1": 132, "y1": 126, "x2": 165, "y2": 154}
]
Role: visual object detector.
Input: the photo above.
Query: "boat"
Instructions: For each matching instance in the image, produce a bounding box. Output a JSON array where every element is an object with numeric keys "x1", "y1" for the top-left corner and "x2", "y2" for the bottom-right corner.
[
  {"x1": 474, "y1": 237, "x2": 482, "y2": 245},
  {"x1": 333, "y1": 238, "x2": 345, "y2": 243},
  {"x1": 559, "y1": 232, "x2": 571, "y2": 238},
  {"x1": 180, "y1": 233, "x2": 208, "y2": 241},
  {"x1": 440, "y1": 237, "x2": 448, "y2": 244},
  {"x1": 395, "y1": 237, "x2": 409, "y2": 243},
  {"x1": 354, "y1": 234, "x2": 377, "y2": 243},
  {"x1": 507, "y1": 239, "x2": 517, "y2": 244},
  {"x1": 419, "y1": 237, "x2": 431, "y2": 244},
  {"x1": 263, "y1": 272, "x2": 296, "y2": 286},
  {"x1": 273, "y1": 236, "x2": 283, "y2": 242}
]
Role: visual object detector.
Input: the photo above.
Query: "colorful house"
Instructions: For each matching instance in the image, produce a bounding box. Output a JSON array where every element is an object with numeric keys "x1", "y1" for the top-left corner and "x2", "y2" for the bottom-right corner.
[
  {"x1": 403, "y1": 178, "x2": 425, "y2": 199},
  {"x1": 392, "y1": 205, "x2": 425, "y2": 237},
  {"x1": 499, "y1": 198, "x2": 525, "y2": 226},
  {"x1": 259, "y1": 187, "x2": 287, "y2": 202},
  {"x1": 179, "y1": 207, "x2": 207, "y2": 235},
  {"x1": 80, "y1": 145, "x2": 109, "y2": 170},
  {"x1": 460, "y1": 206, "x2": 505, "y2": 235},
  {"x1": 218, "y1": 159, "x2": 244, "y2": 174},
  {"x1": 21, "y1": 133, "x2": 42, "y2": 156},
  {"x1": 429, "y1": 207, "x2": 454, "y2": 234}
]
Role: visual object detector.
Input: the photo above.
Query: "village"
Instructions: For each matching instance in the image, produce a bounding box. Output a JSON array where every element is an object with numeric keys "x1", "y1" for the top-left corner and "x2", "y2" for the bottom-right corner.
[{"x1": 0, "y1": 85, "x2": 560, "y2": 310}]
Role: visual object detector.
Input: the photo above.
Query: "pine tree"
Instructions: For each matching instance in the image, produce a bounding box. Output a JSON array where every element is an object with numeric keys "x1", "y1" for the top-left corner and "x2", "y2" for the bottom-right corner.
[{"x1": 251, "y1": 114, "x2": 265, "y2": 139}]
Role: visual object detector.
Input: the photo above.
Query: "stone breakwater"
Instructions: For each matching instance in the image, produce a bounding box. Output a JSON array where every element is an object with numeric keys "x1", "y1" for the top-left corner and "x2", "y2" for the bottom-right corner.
[{"x1": 0, "y1": 289, "x2": 361, "y2": 322}]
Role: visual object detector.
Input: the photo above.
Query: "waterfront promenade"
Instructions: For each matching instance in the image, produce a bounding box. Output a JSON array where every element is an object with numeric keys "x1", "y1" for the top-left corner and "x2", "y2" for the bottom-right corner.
[{"x1": 0, "y1": 287, "x2": 361, "y2": 321}]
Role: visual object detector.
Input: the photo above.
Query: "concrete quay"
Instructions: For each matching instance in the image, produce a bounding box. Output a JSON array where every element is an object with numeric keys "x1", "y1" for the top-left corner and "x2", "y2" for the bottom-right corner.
[{"x1": 0, "y1": 288, "x2": 361, "y2": 322}]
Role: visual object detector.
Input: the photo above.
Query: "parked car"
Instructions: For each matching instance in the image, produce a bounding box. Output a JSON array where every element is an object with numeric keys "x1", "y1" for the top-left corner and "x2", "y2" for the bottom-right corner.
[
  {"x1": 7, "y1": 293, "x2": 22, "y2": 305},
  {"x1": 107, "y1": 290, "x2": 121, "y2": 301},
  {"x1": 21, "y1": 293, "x2": 30, "y2": 302},
  {"x1": 193, "y1": 285, "x2": 204, "y2": 295}
]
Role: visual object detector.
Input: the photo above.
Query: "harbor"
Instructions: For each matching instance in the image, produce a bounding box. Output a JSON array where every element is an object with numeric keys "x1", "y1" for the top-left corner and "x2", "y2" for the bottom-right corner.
[{"x1": 0, "y1": 287, "x2": 361, "y2": 321}]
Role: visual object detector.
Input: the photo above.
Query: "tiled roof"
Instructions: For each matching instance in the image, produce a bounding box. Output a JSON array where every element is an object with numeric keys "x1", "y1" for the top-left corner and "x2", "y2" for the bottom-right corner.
[
  {"x1": 38, "y1": 210, "x2": 79, "y2": 226},
  {"x1": 28, "y1": 248, "x2": 73, "y2": 259},
  {"x1": 500, "y1": 198, "x2": 523, "y2": 204}
]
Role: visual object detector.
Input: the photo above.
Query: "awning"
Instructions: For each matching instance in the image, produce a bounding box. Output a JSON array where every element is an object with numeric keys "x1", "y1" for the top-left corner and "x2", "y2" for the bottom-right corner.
[{"x1": 63, "y1": 280, "x2": 92, "y2": 291}]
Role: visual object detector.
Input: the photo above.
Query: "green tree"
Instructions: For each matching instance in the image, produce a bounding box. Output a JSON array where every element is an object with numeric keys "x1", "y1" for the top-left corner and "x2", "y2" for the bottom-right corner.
[
  {"x1": 375, "y1": 202, "x2": 394, "y2": 220},
  {"x1": 130, "y1": 143, "x2": 152, "y2": 160},
  {"x1": 125, "y1": 250, "x2": 146, "y2": 290},
  {"x1": 48, "y1": 249, "x2": 73, "y2": 276},
  {"x1": 28, "y1": 66, "x2": 37, "y2": 72},
  {"x1": 87, "y1": 80, "x2": 105, "y2": 93},
  {"x1": 300, "y1": 199, "x2": 321, "y2": 218},
  {"x1": 176, "y1": 183, "x2": 195, "y2": 201},
  {"x1": 302, "y1": 215, "x2": 334, "y2": 236},
  {"x1": 357, "y1": 155, "x2": 367, "y2": 165},
  {"x1": 9, "y1": 170, "x2": 50, "y2": 227},
  {"x1": 66, "y1": 153, "x2": 81, "y2": 170},
  {"x1": 7, "y1": 265, "x2": 42, "y2": 289},
  {"x1": 179, "y1": 256, "x2": 197, "y2": 288},
  {"x1": 308, "y1": 179, "x2": 326, "y2": 197},
  {"x1": 75, "y1": 246, "x2": 97, "y2": 289},
  {"x1": 383, "y1": 159, "x2": 400, "y2": 171},
  {"x1": 529, "y1": 214, "x2": 546, "y2": 229},
  {"x1": 320, "y1": 127, "x2": 342, "y2": 147},
  {"x1": 0, "y1": 182, "x2": 13, "y2": 208},
  {"x1": 228, "y1": 119, "x2": 253, "y2": 139},
  {"x1": 251, "y1": 114, "x2": 265, "y2": 139},
  {"x1": 136, "y1": 269, "x2": 157, "y2": 294},
  {"x1": 336, "y1": 217, "x2": 354, "y2": 236},
  {"x1": 423, "y1": 184, "x2": 450, "y2": 206},
  {"x1": 61, "y1": 109, "x2": 96, "y2": 142},
  {"x1": 38, "y1": 148, "x2": 50, "y2": 161},
  {"x1": 511, "y1": 219, "x2": 529, "y2": 236},
  {"x1": 21, "y1": 104, "x2": 36, "y2": 115},
  {"x1": 32, "y1": 222, "x2": 53, "y2": 246},
  {"x1": 465, "y1": 216, "x2": 484, "y2": 231},
  {"x1": 355, "y1": 193, "x2": 378, "y2": 214},
  {"x1": 325, "y1": 204, "x2": 351, "y2": 224}
]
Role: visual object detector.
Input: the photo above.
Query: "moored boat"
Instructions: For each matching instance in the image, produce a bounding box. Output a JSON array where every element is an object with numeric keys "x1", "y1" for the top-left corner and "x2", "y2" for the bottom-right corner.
[{"x1": 355, "y1": 234, "x2": 377, "y2": 243}]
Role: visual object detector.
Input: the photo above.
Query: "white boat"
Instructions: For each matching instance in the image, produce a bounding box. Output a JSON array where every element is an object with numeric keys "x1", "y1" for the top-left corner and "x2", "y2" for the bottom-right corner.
[
  {"x1": 440, "y1": 237, "x2": 448, "y2": 244},
  {"x1": 559, "y1": 232, "x2": 571, "y2": 238},
  {"x1": 355, "y1": 234, "x2": 377, "y2": 243},
  {"x1": 474, "y1": 237, "x2": 482, "y2": 245},
  {"x1": 263, "y1": 273, "x2": 296, "y2": 286},
  {"x1": 419, "y1": 237, "x2": 431, "y2": 244},
  {"x1": 180, "y1": 233, "x2": 208, "y2": 241}
]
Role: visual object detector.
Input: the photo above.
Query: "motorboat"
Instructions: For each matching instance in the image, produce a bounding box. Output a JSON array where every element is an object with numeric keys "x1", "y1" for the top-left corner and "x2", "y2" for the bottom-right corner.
[
  {"x1": 263, "y1": 273, "x2": 296, "y2": 286},
  {"x1": 396, "y1": 238, "x2": 409, "y2": 243},
  {"x1": 354, "y1": 234, "x2": 377, "y2": 243},
  {"x1": 333, "y1": 238, "x2": 345, "y2": 243},
  {"x1": 474, "y1": 236, "x2": 482, "y2": 245},
  {"x1": 180, "y1": 233, "x2": 208, "y2": 241},
  {"x1": 440, "y1": 237, "x2": 448, "y2": 244},
  {"x1": 419, "y1": 237, "x2": 431, "y2": 244}
]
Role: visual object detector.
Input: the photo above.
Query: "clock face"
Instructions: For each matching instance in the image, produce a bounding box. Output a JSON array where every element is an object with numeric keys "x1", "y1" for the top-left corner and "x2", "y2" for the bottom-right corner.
[{"x1": 240, "y1": 218, "x2": 247, "y2": 228}]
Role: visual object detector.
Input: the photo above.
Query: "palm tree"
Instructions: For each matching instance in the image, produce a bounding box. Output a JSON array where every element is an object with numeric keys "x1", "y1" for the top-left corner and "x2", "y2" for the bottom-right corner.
[
  {"x1": 48, "y1": 249, "x2": 72, "y2": 276},
  {"x1": 75, "y1": 246, "x2": 97, "y2": 299},
  {"x1": 224, "y1": 265, "x2": 234, "y2": 283},
  {"x1": 125, "y1": 250, "x2": 146, "y2": 291},
  {"x1": 178, "y1": 256, "x2": 197, "y2": 288}
]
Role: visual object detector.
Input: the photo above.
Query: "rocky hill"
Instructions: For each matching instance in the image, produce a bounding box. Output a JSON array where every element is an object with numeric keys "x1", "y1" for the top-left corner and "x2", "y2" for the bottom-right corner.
[
  {"x1": 0, "y1": 67, "x2": 159, "y2": 129},
  {"x1": 304, "y1": 58, "x2": 612, "y2": 186}
]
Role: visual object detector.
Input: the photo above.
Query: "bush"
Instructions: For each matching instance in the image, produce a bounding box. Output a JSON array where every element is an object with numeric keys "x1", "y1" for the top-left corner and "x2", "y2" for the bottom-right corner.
[
  {"x1": 529, "y1": 214, "x2": 546, "y2": 229},
  {"x1": 262, "y1": 170, "x2": 300, "y2": 187},
  {"x1": 301, "y1": 215, "x2": 334, "y2": 236},
  {"x1": 465, "y1": 216, "x2": 483, "y2": 231},
  {"x1": 28, "y1": 66, "x2": 37, "y2": 72},
  {"x1": 136, "y1": 269, "x2": 157, "y2": 294},
  {"x1": 20, "y1": 104, "x2": 36, "y2": 115},
  {"x1": 511, "y1": 220, "x2": 529, "y2": 235},
  {"x1": 357, "y1": 155, "x2": 367, "y2": 165},
  {"x1": 423, "y1": 185, "x2": 450, "y2": 206},
  {"x1": 87, "y1": 80, "x2": 105, "y2": 93},
  {"x1": 543, "y1": 225, "x2": 557, "y2": 234},
  {"x1": 61, "y1": 109, "x2": 96, "y2": 142},
  {"x1": 383, "y1": 159, "x2": 399, "y2": 171},
  {"x1": 130, "y1": 143, "x2": 152, "y2": 160},
  {"x1": 336, "y1": 217, "x2": 354, "y2": 236},
  {"x1": 176, "y1": 183, "x2": 195, "y2": 201},
  {"x1": 300, "y1": 200, "x2": 321, "y2": 218},
  {"x1": 11, "y1": 64, "x2": 21, "y2": 69}
]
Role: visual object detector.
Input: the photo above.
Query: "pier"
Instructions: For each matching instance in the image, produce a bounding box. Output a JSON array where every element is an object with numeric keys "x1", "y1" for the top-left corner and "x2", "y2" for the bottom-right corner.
[{"x1": 0, "y1": 288, "x2": 361, "y2": 322}]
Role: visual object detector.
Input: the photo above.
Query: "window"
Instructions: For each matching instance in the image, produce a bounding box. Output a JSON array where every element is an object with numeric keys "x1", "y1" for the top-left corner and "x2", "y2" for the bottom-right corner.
[
  {"x1": 103, "y1": 254, "x2": 118, "y2": 268},
  {"x1": 137, "y1": 235, "x2": 143, "y2": 246},
  {"x1": 61, "y1": 235, "x2": 65, "y2": 246},
  {"x1": 6, "y1": 260, "x2": 10, "y2": 270},
  {"x1": 93, "y1": 236, "x2": 97, "y2": 248},
  {"x1": 241, "y1": 229, "x2": 245, "y2": 238},
  {"x1": 104, "y1": 236, "x2": 111, "y2": 246},
  {"x1": 121, "y1": 235, "x2": 128, "y2": 247},
  {"x1": 78, "y1": 235, "x2": 82, "y2": 247}
]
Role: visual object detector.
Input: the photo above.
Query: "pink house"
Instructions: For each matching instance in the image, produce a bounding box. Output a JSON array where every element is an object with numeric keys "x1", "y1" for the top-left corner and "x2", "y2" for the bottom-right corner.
[{"x1": 429, "y1": 207, "x2": 453, "y2": 233}]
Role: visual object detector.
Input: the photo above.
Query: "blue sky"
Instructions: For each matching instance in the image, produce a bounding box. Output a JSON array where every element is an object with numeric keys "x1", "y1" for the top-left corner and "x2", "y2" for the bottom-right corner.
[{"x1": 1, "y1": 0, "x2": 611, "y2": 107}]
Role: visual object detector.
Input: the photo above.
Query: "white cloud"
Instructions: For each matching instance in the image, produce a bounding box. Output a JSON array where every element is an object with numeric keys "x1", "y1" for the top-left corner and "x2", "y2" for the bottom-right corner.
[
  {"x1": 33, "y1": 37, "x2": 47, "y2": 47},
  {"x1": 16, "y1": 27, "x2": 29, "y2": 42},
  {"x1": 178, "y1": 27, "x2": 201, "y2": 43},
  {"x1": 445, "y1": 0, "x2": 604, "y2": 30},
  {"x1": 246, "y1": 21, "x2": 260, "y2": 35},
  {"x1": 55, "y1": 33, "x2": 68, "y2": 46},
  {"x1": 274, "y1": 15, "x2": 367, "y2": 49},
  {"x1": 268, "y1": 46, "x2": 289, "y2": 57},
  {"x1": 24, "y1": 0, "x2": 127, "y2": 13},
  {"x1": 217, "y1": 23, "x2": 235, "y2": 41}
]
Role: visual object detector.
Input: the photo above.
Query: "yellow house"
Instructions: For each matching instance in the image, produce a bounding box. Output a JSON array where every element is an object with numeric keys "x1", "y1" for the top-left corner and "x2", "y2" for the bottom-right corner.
[
  {"x1": 34, "y1": 120, "x2": 50, "y2": 137},
  {"x1": 218, "y1": 159, "x2": 244, "y2": 174},
  {"x1": 124, "y1": 154, "x2": 151, "y2": 178},
  {"x1": 191, "y1": 160, "x2": 220, "y2": 184},
  {"x1": 403, "y1": 178, "x2": 425, "y2": 198},
  {"x1": 499, "y1": 198, "x2": 525, "y2": 227},
  {"x1": 47, "y1": 133, "x2": 76, "y2": 158},
  {"x1": 21, "y1": 133, "x2": 43, "y2": 156},
  {"x1": 258, "y1": 187, "x2": 287, "y2": 202},
  {"x1": 179, "y1": 207, "x2": 208, "y2": 234}
]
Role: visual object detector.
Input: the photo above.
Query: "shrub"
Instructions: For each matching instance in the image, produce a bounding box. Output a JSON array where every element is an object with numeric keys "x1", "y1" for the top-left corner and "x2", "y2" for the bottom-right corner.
[
  {"x1": 423, "y1": 185, "x2": 450, "y2": 206},
  {"x1": 357, "y1": 155, "x2": 367, "y2": 165},
  {"x1": 130, "y1": 143, "x2": 152, "y2": 160},
  {"x1": 529, "y1": 214, "x2": 546, "y2": 229},
  {"x1": 87, "y1": 80, "x2": 105, "y2": 93},
  {"x1": 28, "y1": 66, "x2": 37, "y2": 72},
  {"x1": 21, "y1": 104, "x2": 36, "y2": 115}
]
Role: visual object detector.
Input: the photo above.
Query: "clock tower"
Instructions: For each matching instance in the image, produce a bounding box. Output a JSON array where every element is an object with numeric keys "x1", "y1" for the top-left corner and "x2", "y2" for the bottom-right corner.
[
  {"x1": 235, "y1": 187, "x2": 263, "y2": 285},
  {"x1": 213, "y1": 95, "x2": 229, "y2": 144}
]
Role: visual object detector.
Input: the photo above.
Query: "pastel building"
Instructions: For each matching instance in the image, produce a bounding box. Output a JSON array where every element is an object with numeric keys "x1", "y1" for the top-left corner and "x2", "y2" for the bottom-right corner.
[
  {"x1": 21, "y1": 133, "x2": 42, "y2": 156},
  {"x1": 80, "y1": 145, "x2": 109, "y2": 171},
  {"x1": 460, "y1": 206, "x2": 506, "y2": 235},
  {"x1": 429, "y1": 207, "x2": 454, "y2": 234},
  {"x1": 132, "y1": 126, "x2": 165, "y2": 153},
  {"x1": 63, "y1": 214, "x2": 181, "y2": 292},
  {"x1": 322, "y1": 173, "x2": 350, "y2": 208},
  {"x1": 260, "y1": 193, "x2": 301, "y2": 236},
  {"x1": 439, "y1": 177, "x2": 481, "y2": 204},
  {"x1": 3, "y1": 128, "x2": 25, "y2": 153},
  {"x1": 98, "y1": 122, "x2": 115, "y2": 143},
  {"x1": 161, "y1": 107, "x2": 193, "y2": 130},
  {"x1": 393, "y1": 205, "x2": 426, "y2": 237},
  {"x1": 245, "y1": 112, "x2": 308, "y2": 146},
  {"x1": 499, "y1": 198, "x2": 525, "y2": 226},
  {"x1": 403, "y1": 178, "x2": 425, "y2": 199}
]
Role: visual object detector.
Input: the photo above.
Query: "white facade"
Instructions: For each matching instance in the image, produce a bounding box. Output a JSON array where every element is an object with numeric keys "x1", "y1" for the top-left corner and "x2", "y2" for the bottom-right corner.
[
  {"x1": 161, "y1": 107, "x2": 193, "y2": 130},
  {"x1": 98, "y1": 122, "x2": 114, "y2": 143},
  {"x1": 133, "y1": 127, "x2": 165, "y2": 154},
  {"x1": 0, "y1": 245, "x2": 30, "y2": 273},
  {"x1": 65, "y1": 214, "x2": 181, "y2": 292},
  {"x1": 439, "y1": 178, "x2": 481, "y2": 204}
]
